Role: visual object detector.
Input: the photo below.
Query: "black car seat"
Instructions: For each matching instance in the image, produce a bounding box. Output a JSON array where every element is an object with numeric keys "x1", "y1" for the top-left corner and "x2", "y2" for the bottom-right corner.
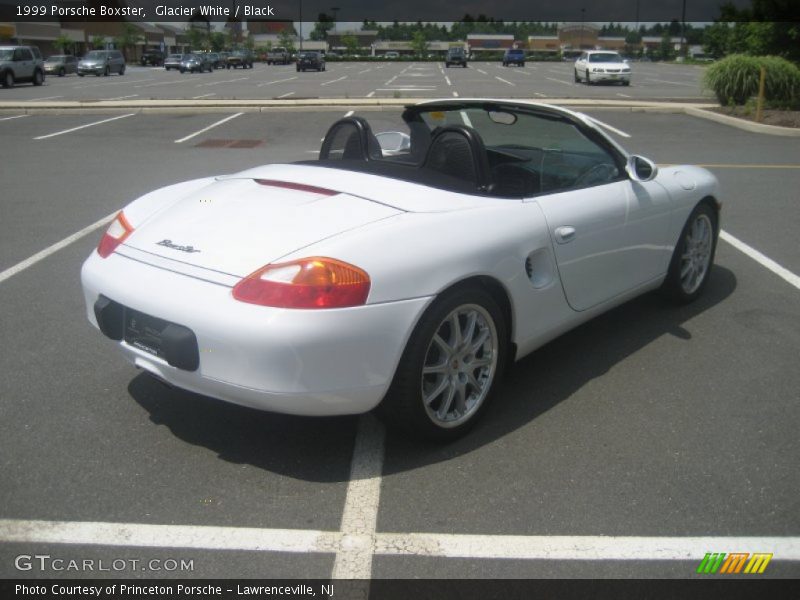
[
  {"x1": 319, "y1": 116, "x2": 383, "y2": 161},
  {"x1": 421, "y1": 125, "x2": 492, "y2": 192}
]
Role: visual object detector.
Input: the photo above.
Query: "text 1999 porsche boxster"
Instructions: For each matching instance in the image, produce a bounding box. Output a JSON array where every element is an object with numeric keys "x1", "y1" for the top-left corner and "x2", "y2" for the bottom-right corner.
[{"x1": 82, "y1": 100, "x2": 720, "y2": 440}]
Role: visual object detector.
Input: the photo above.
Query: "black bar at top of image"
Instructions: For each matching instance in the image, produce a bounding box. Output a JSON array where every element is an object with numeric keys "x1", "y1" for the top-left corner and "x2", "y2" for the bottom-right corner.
[
  {"x1": 1, "y1": 0, "x2": 775, "y2": 24},
  {"x1": 2, "y1": 579, "x2": 800, "y2": 600}
]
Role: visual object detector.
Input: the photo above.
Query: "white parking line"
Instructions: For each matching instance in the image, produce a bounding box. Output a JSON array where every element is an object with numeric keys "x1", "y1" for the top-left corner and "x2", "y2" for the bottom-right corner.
[
  {"x1": 534, "y1": 92, "x2": 547, "y2": 98},
  {"x1": 0, "y1": 211, "x2": 117, "y2": 285},
  {"x1": 321, "y1": 76, "x2": 347, "y2": 86},
  {"x1": 332, "y1": 414, "x2": 385, "y2": 580},
  {"x1": 585, "y1": 116, "x2": 631, "y2": 138},
  {"x1": 645, "y1": 78, "x2": 695, "y2": 87},
  {"x1": 476, "y1": 69, "x2": 488, "y2": 75},
  {"x1": 453, "y1": 91, "x2": 459, "y2": 97},
  {"x1": 76, "y1": 78, "x2": 152, "y2": 88},
  {"x1": 27, "y1": 95, "x2": 63, "y2": 101},
  {"x1": 366, "y1": 91, "x2": 376, "y2": 98},
  {"x1": 198, "y1": 77, "x2": 248, "y2": 88},
  {"x1": 720, "y1": 230, "x2": 800, "y2": 290},
  {"x1": 385, "y1": 75, "x2": 398, "y2": 85},
  {"x1": 256, "y1": 76, "x2": 298, "y2": 87},
  {"x1": 444, "y1": 76, "x2": 452, "y2": 86},
  {"x1": 546, "y1": 76, "x2": 573, "y2": 85},
  {"x1": 192, "y1": 93, "x2": 216, "y2": 99},
  {"x1": 135, "y1": 80, "x2": 187, "y2": 89},
  {"x1": 344, "y1": 110, "x2": 354, "y2": 117},
  {"x1": 0, "y1": 114, "x2": 30, "y2": 121},
  {"x1": 174, "y1": 112, "x2": 244, "y2": 144},
  {"x1": 616, "y1": 93, "x2": 632, "y2": 98},
  {"x1": 358, "y1": 68, "x2": 372, "y2": 74},
  {"x1": 101, "y1": 94, "x2": 139, "y2": 101},
  {"x1": 495, "y1": 76, "x2": 515, "y2": 86},
  {"x1": 1, "y1": 519, "x2": 797, "y2": 564},
  {"x1": 277, "y1": 92, "x2": 295, "y2": 98},
  {"x1": 34, "y1": 113, "x2": 135, "y2": 140}
]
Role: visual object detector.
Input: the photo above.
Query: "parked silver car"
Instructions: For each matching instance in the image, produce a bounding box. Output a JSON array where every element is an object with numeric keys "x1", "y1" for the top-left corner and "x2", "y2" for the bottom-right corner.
[
  {"x1": 0, "y1": 45, "x2": 45, "y2": 88},
  {"x1": 44, "y1": 55, "x2": 78, "y2": 77},
  {"x1": 179, "y1": 53, "x2": 213, "y2": 73},
  {"x1": 78, "y1": 50, "x2": 125, "y2": 77},
  {"x1": 164, "y1": 54, "x2": 183, "y2": 71}
]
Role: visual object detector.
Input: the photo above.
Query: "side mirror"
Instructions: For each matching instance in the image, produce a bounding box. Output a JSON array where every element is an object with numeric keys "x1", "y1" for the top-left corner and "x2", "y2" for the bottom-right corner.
[
  {"x1": 375, "y1": 131, "x2": 411, "y2": 155},
  {"x1": 626, "y1": 155, "x2": 658, "y2": 182}
]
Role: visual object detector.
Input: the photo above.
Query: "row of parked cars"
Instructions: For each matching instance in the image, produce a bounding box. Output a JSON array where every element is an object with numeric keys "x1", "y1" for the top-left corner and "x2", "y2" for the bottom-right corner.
[{"x1": 0, "y1": 45, "x2": 129, "y2": 87}]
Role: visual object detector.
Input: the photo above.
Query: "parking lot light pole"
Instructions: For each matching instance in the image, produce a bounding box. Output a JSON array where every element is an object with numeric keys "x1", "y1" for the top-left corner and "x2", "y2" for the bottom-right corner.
[{"x1": 580, "y1": 8, "x2": 586, "y2": 50}]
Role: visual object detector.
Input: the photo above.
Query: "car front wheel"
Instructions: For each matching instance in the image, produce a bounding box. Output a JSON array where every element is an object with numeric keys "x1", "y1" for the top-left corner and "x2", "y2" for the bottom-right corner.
[
  {"x1": 379, "y1": 285, "x2": 508, "y2": 441},
  {"x1": 661, "y1": 202, "x2": 718, "y2": 303}
]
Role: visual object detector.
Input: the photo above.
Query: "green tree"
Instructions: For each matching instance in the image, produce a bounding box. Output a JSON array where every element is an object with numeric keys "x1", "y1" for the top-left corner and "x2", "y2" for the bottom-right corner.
[
  {"x1": 209, "y1": 31, "x2": 227, "y2": 52},
  {"x1": 410, "y1": 30, "x2": 430, "y2": 57},
  {"x1": 310, "y1": 14, "x2": 334, "y2": 41},
  {"x1": 53, "y1": 34, "x2": 74, "y2": 55},
  {"x1": 186, "y1": 27, "x2": 207, "y2": 52},
  {"x1": 278, "y1": 29, "x2": 296, "y2": 53},
  {"x1": 341, "y1": 34, "x2": 359, "y2": 56},
  {"x1": 91, "y1": 35, "x2": 107, "y2": 50},
  {"x1": 115, "y1": 23, "x2": 143, "y2": 61}
]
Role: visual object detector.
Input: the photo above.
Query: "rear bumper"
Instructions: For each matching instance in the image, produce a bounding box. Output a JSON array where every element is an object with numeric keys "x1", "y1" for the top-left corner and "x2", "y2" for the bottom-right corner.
[{"x1": 81, "y1": 250, "x2": 432, "y2": 416}]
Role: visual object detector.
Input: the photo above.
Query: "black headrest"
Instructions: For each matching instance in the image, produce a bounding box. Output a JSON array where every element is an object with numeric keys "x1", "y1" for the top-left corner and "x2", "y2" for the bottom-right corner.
[
  {"x1": 421, "y1": 125, "x2": 491, "y2": 191},
  {"x1": 319, "y1": 116, "x2": 382, "y2": 161}
]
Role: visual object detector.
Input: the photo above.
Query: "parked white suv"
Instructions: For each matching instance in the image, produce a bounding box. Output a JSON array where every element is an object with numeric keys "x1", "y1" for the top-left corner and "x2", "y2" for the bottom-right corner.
[
  {"x1": 574, "y1": 51, "x2": 631, "y2": 86},
  {"x1": 0, "y1": 45, "x2": 45, "y2": 88}
]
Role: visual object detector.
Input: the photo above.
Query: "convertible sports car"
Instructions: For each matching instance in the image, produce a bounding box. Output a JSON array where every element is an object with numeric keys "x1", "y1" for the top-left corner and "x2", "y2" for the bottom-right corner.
[{"x1": 81, "y1": 100, "x2": 720, "y2": 440}]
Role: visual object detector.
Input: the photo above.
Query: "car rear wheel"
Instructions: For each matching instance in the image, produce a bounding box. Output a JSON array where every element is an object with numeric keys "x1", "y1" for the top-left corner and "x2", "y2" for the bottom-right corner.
[
  {"x1": 59, "y1": 68, "x2": 65, "y2": 77},
  {"x1": 379, "y1": 285, "x2": 508, "y2": 441},
  {"x1": 2, "y1": 71, "x2": 13, "y2": 88},
  {"x1": 119, "y1": 65, "x2": 125, "y2": 75},
  {"x1": 104, "y1": 66, "x2": 110, "y2": 76},
  {"x1": 661, "y1": 202, "x2": 718, "y2": 303},
  {"x1": 33, "y1": 69, "x2": 43, "y2": 85}
]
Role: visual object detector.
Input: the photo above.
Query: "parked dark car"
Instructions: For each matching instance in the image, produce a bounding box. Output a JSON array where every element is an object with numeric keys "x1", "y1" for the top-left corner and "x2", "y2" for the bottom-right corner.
[
  {"x1": 44, "y1": 54, "x2": 78, "y2": 76},
  {"x1": 206, "y1": 52, "x2": 225, "y2": 69},
  {"x1": 179, "y1": 53, "x2": 213, "y2": 73},
  {"x1": 0, "y1": 45, "x2": 45, "y2": 87},
  {"x1": 503, "y1": 48, "x2": 526, "y2": 67},
  {"x1": 227, "y1": 50, "x2": 254, "y2": 69},
  {"x1": 445, "y1": 47, "x2": 467, "y2": 68},
  {"x1": 296, "y1": 51, "x2": 325, "y2": 72},
  {"x1": 140, "y1": 49, "x2": 164, "y2": 66},
  {"x1": 164, "y1": 54, "x2": 183, "y2": 71}
]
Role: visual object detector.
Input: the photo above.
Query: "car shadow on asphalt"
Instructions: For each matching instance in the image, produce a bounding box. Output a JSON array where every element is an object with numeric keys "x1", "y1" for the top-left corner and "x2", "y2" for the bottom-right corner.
[
  {"x1": 383, "y1": 265, "x2": 738, "y2": 472},
  {"x1": 128, "y1": 266, "x2": 736, "y2": 481}
]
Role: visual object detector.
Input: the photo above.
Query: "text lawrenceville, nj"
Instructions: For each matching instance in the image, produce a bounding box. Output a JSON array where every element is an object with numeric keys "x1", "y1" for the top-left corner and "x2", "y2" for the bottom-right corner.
[{"x1": 156, "y1": 4, "x2": 275, "y2": 17}]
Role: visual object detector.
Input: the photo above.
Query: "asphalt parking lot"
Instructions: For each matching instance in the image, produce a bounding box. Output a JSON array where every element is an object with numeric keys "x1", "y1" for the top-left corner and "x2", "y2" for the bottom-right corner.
[
  {"x1": 0, "y1": 60, "x2": 709, "y2": 102},
  {"x1": 0, "y1": 105, "x2": 798, "y2": 584}
]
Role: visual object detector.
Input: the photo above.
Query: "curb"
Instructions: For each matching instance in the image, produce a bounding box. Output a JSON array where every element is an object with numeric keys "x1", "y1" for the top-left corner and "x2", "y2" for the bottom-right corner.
[
  {"x1": 1, "y1": 98, "x2": 797, "y2": 136},
  {"x1": 685, "y1": 106, "x2": 800, "y2": 137}
]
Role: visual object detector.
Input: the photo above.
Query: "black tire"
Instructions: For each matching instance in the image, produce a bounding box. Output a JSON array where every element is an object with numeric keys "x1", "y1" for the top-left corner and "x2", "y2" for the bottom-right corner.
[
  {"x1": 378, "y1": 285, "x2": 508, "y2": 441},
  {"x1": 623, "y1": 80, "x2": 630, "y2": 86},
  {"x1": 226, "y1": 64, "x2": 231, "y2": 69},
  {"x1": 78, "y1": 73, "x2": 84, "y2": 77},
  {"x1": 33, "y1": 69, "x2": 44, "y2": 85},
  {"x1": 661, "y1": 202, "x2": 718, "y2": 304},
  {"x1": 574, "y1": 69, "x2": 579, "y2": 82},
  {"x1": 104, "y1": 66, "x2": 110, "y2": 77},
  {"x1": 586, "y1": 71, "x2": 592, "y2": 84},
  {"x1": 119, "y1": 65, "x2": 125, "y2": 76},
  {"x1": 180, "y1": 67, "x2": 186, "y2": 74},
  {"x1": 59, "y1": 68, "x2": 65, "y2": 77},
  {"x1": 1, "y1": 70, "x2": 13, "y2": 88}
]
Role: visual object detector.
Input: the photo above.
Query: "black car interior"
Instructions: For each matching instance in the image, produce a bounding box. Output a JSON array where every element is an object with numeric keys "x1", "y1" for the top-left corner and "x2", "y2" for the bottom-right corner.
[{"x1": 302, "y1": 108, "x2": 624, "y2": 198}]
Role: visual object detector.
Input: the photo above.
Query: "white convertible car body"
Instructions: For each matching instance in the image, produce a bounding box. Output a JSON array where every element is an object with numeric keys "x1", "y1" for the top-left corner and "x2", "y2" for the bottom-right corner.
[{"x1": 82, "y1": 100, "x2": 720, "y2": 438}]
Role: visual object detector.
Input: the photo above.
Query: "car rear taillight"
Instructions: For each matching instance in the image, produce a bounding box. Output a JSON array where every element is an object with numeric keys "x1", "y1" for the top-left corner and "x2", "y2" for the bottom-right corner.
[
  {"x1": 97, "y1": 211, "x2": 134, "y2": 258},
  {"x1": 232, "y1": 257, "x2": 370, "y2": 309}
]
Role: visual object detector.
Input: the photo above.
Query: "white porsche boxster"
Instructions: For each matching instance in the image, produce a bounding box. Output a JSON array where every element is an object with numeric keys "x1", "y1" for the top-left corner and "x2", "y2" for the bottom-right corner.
[{"x1": 81, "y1": 100, "x2": 720, "y2": 440}]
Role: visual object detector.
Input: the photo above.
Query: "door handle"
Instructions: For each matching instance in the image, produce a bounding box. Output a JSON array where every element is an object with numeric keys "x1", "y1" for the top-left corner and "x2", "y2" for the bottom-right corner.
[{"x1": 554, "y1": 226, "x2": 576, "y2": 244}]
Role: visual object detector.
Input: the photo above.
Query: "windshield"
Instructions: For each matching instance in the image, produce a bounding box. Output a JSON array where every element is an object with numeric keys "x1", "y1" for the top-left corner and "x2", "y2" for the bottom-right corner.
[
  {"x1": 507, "y1": 49, "x2": 524, "y2": 55},
  {"x1": 167, "y1": 54, "x2": 182, "y2": 59},
  {"x1": 589, "y1": 53, "x2": 623, "y2": 63},
  {"x1": 83, "y1": 51, "x2": 106, "y2": 60},
  {"x1": 299, "y1": 53, "x2": 317, "y2": 58},
  {"x1": 0, "y1": 49, "x2": 13, "y2": 60}
]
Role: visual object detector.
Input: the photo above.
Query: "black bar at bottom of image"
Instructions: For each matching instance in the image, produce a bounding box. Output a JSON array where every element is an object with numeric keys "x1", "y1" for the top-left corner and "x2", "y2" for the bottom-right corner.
[{"x1": 1, "y1": 579, "x2": 799, "y2": 600}]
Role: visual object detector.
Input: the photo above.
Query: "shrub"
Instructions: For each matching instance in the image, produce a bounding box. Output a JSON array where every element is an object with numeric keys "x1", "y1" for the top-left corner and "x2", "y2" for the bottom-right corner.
[{"x1": 704, "y1": 54, "x2": 800, "y2": 109}]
